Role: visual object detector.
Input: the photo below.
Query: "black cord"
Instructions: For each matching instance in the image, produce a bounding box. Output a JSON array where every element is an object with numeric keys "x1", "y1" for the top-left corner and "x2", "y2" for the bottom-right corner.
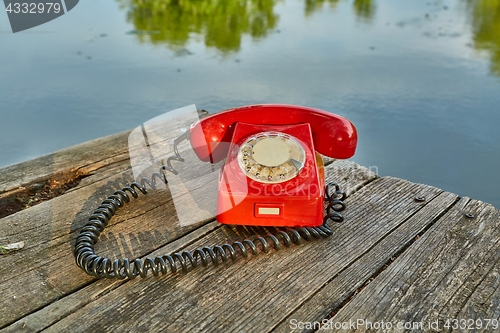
[
  {"x1": 74, "y1": 179, "x2": 346, "y2": 280},
  {"x1": 73, "y1": 134, "x2": 347, "y2": 280}
]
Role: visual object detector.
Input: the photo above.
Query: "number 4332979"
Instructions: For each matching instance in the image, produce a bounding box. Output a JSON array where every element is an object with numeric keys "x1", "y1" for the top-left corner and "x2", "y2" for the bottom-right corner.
[{"x1": 5, "y1": 2, "x2": 61, "y2": 14}]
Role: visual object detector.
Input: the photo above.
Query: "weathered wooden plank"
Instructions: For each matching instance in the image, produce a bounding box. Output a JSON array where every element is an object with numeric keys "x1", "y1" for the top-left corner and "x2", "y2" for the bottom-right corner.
[
  {"x1": 0, "y1": 109, "x2": 217, "y2": 327},
  {"x1": 0, "y1": 132, "x2": 131, "y2": 219},
  {"x1": 0, "y1": 130, "x2": 131, "y2": 195},
  {"x1": 0, "y1": 159, "x2": 374, "y2": 332},
  {"x1": 0, "y1": 109, "x2": 315, "y2": 328},
  {"x1": 181, "y1": 178, "x2": 447, "y2": 333},
  {"x1": 35, "y1": 176, "x2": 461, "y2": 333},
  {"x1": 0, "y1": 158, "x2": 215, "y2": 327},
  {"x1": 0, "y1": 109, "x2": 209, "y2": 223},
  {"x1": 1, "y1": 221, "x2": 221, "y2": 333},
  {"x1": 0, "y1": 139, "x2": 336, "y2": 327},
  {"x1": 6, "y1": 108, "x2": 496, "y2": 333},
  {"x1": 271, "y1": 190, "x2": 460, "y2": 332},
  {"x1": 0, "y1": 109, "x2": 209, "y2": 196},
  {"x1": 331, "y1": 197, "x2": 500, "y2": 332}
]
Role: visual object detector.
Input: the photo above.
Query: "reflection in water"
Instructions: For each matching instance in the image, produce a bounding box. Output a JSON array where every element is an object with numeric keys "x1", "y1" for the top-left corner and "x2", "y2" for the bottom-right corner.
[
  {"x1": 304, "y1": 0, "x2": 340, "y2": 17},
  {"x1": 467, "y1": 0, "x2": 500, "y2": 76},
  {"x1": 304, "y1": 0, "x2": 374, "y2": 22},
  {"x1": 353, "y1": 0, "x2": 375, "y2": 22},
  {"x1": 116, "y1": 0, "x2": 279, "y2": 54}
]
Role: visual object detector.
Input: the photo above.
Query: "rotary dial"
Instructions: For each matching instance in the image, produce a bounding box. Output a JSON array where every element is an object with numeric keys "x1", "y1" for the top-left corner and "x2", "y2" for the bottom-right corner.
[{"x1": 237, "y1": 132, "x2": 306, "y2": 183}]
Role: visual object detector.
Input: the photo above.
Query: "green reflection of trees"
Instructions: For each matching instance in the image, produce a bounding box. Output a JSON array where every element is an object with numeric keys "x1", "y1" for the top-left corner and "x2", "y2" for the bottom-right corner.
[
  {"x1": 304, "y1": 0, "x2": 375, "y2": 23},
  {"x1": 467, "y1": 0, "x2": 500, "y2": 76},
  {"x1": 304, "y1": 0, "x2": 340, "y2": 17},
  {"x1": 116, "y1": 0, "x2": 279, "y2": 54},
  {"x1": 353, "y1": 0, "x2": 375, "y2": 23}
]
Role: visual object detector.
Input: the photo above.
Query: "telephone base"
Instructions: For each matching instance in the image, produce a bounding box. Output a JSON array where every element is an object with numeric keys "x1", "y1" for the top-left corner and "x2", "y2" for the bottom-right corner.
[{"x1": 215, "y1": 122, "x2": 325, "y2": 227}]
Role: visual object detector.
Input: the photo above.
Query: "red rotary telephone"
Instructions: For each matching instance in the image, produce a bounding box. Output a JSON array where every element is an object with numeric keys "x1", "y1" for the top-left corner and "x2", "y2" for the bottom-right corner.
[
  {"x1": 189, "y1": 104, "x2": 357, "y2": 227},
  {"x1": 74, "y1": 104, "x2": 358, "y2": 280}
]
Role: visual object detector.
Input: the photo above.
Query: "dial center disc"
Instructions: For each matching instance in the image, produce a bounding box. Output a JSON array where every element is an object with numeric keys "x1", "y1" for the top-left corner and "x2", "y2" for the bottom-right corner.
[
  {"x1": 237, "y1": 132, "x2": 306, "y2": 184},
  {"x1": 251, "y1": 137, "x2": 291, "y2": 167}
]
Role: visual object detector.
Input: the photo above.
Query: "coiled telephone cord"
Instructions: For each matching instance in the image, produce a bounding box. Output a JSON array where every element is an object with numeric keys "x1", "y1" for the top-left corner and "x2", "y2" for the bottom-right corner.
[{"x1": 73, "y1": 134, "x2": 347, "y2": 280}]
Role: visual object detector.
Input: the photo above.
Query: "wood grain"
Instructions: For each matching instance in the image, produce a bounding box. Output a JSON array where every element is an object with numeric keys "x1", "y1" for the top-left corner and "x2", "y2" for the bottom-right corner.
[
  {"x1": 0, "y1": 160, "x2": 375, "y2": 331},
  {"x1": 331, "y1": 197, "x2": 500, "y2": 332},
  {"x1": 31, "y1": 177, "x2": 459, "y2": 333},
  {"x1": 0, "y1": 110, "x2": 213, "y2": 328},
  {"x1": 0, "y1": 130, "x2": 131, "y2": 196},
  {"x1": 0, "y1": 162, "x2": 212, "y2": 327},
  {"x1": 0, "y1": 109, "x2": 209, "y2": 200},
  {"x1": 1, "y1": 222, "x2": 221, "y2": 333},
  {"x1": 271, "y1": 190, "x2": 460, "y2": 332},
  {"x1": 2, "y1": 111, "x2": 499, "y2": 333}
]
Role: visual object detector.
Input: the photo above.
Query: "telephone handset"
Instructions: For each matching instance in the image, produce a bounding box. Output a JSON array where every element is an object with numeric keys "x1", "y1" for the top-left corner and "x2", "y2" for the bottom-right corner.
[
  {"x1": 190, "y1": 104, "x2": 357, "y2": 163},
  {"x1": 74, "y1": 104, "x2": 357, "y2": 279},
  {"x1": 189, "y1": 104, "x2": 357, "y2": 227}
]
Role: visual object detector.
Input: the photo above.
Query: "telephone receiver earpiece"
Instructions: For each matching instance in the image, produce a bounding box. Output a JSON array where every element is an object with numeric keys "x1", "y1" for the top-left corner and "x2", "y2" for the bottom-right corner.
[{"x1": 189, "y1": 104, "x2": 357, "y2": 163}]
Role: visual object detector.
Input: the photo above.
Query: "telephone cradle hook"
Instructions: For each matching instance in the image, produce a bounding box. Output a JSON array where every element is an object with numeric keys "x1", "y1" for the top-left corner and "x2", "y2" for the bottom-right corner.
[{"x1": 73, "y1": 133, "x2": 347, "y2": 280}]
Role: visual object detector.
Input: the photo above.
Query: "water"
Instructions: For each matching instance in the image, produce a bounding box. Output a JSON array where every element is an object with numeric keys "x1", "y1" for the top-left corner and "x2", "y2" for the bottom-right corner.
[{"x1": 1, "y1": 0, "x2": 499, "y2": 208}]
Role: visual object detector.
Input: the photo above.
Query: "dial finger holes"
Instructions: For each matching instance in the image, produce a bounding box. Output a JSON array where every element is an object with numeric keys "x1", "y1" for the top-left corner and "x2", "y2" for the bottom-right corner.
[{"x1": 237, "y1": 132, "x2": 306, "y2": 183}]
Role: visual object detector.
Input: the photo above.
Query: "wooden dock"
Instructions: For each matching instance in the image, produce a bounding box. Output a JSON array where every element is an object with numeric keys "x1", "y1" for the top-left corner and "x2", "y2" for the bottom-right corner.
[{"x1": 1, "y1": 126, "x2": 499, "y2": 332}]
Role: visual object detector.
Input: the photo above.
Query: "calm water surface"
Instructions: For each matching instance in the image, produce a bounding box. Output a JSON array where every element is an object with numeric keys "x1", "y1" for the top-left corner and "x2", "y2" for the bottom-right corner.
[{"x1": 1, "y1": 0, "x2": 500, "y2": 207}]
